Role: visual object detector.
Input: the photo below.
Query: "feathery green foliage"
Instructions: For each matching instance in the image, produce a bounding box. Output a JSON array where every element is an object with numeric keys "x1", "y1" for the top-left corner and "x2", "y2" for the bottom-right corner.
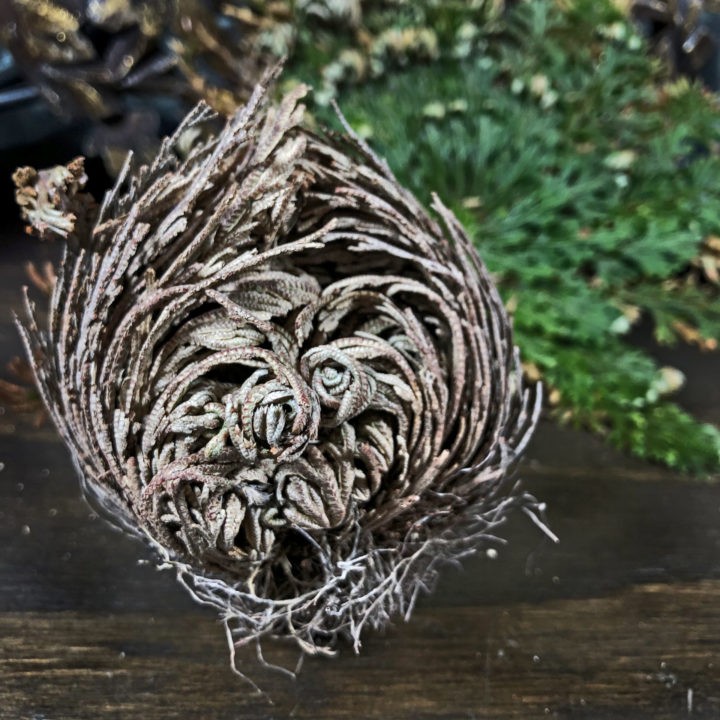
[{"x1": 286, "y1": 0, "x2": 720, "y2": 474}]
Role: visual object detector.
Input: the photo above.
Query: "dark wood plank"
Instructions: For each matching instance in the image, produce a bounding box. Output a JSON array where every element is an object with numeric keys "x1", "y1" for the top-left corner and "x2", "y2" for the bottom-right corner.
[{"x1": 1, "y1": 581, "x2": 719, "y2": 719}]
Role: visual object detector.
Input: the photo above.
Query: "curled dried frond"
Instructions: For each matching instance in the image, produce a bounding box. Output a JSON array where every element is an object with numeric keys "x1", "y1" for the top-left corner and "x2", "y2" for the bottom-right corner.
[{"x1": 17, "y1": 79, "x2": 541, "y2": 663}]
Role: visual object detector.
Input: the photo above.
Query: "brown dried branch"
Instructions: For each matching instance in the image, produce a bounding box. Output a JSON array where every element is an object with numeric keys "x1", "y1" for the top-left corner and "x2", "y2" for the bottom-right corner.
[
  {"x1": 24, "y1": 261, "x2": 57, "y2": 296},
  {"x1": 0, "y1": 357, "x2": 47, "y2": 427},
  {"x1": 16, "y1": 78, "x2": 542, "y2": 668}
]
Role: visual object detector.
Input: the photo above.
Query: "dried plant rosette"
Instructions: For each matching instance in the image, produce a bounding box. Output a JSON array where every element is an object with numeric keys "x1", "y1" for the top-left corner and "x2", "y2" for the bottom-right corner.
[{"x1": 14, "y1": 76, "x2": 543, "y2": 669}]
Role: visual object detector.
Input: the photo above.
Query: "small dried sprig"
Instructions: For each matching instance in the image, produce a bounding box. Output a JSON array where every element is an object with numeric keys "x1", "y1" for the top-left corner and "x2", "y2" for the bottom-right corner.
[
  {"x1": 16, "y1": 76, "x2": 541, "y2": 668},
  {"x1": 694, "y1": 234, "x2": 720, "y2": 286},
  {"x1": 12, "y1": 157, "x2": 96, "y2": 241}
]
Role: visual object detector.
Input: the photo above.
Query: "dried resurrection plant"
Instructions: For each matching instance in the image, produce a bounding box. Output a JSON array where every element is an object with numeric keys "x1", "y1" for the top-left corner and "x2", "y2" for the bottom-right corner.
[{"x1": 15, "y1": 78, "x2": 542, "y2": 666}]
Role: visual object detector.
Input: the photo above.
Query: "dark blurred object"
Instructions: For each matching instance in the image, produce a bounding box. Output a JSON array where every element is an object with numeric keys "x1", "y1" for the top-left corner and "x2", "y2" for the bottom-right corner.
[
  {"x1": 631, "y1": 0, "x2": 720, "y2": 89},
  {"x1": 0, "y1": 0, "x2": 171, "y2": 119},
  {"x1": 0, "y1": 0, "x2": 176, "y2": 168},
  {"x1": 0, "y1": 0, "x2": 276, "y2": 171}
]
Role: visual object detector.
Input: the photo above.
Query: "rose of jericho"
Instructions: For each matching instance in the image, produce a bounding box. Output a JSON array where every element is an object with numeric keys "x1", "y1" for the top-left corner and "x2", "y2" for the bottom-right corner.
[{"x1": 16, "y1": 81, "x2": 541, "y2": 662}]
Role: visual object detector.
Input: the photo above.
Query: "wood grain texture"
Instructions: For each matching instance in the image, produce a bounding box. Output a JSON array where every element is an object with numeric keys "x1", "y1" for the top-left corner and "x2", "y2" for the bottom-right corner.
[
  {"x1": 1, "y1": 582, "x2": 719, "y2": 719},
  {"x1": 1, "y1": 222, "x2": 720, "y2": 719}
]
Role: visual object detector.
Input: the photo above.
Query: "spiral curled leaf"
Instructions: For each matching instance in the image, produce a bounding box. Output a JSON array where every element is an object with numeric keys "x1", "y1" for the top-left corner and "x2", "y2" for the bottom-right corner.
[{"x1": 17, "y1": 77, "x2": 542, "y2": 661}]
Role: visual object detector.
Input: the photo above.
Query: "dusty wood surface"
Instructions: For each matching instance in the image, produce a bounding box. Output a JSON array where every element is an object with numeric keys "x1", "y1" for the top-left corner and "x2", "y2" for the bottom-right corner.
[{"x1": 1, "y1": 224, "x2": 720, "y2": 719}]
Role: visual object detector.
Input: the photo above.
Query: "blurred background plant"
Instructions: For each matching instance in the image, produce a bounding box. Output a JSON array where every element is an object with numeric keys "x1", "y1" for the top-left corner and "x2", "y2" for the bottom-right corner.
[
  {"x1": 0, "y1": 0, "x2": 281, "y2": 170},
  {"x1": 628, "y1": 0, "x2": 720, "y2": 89},
  {"x1": 305, "y1": 0, "x2": 720, "y2": 474},
  {"x1": 1, "y1": 0, "x2": 719, "y2": 475},
  {"x1": 0, "y1": 0, "x2": 511, "y2": 167}
]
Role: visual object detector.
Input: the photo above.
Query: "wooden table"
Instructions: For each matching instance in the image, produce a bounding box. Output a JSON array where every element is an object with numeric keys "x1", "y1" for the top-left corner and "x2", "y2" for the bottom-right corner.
[{"x1": 1, "y1": 220, "x2": 719, "y2": 719}]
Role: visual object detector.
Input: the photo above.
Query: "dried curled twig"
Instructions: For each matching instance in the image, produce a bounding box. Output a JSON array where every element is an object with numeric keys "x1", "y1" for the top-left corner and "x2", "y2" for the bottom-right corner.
[{"x1": 16, "y1": 76, "x2": 542, "y2": 667}]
